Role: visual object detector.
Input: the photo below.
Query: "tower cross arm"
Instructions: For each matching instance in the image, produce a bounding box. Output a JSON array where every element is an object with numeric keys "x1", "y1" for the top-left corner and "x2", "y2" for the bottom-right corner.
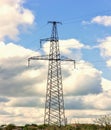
[
  {"x1": 40, "y1": 38, "x2": 51, "y2": 48},
  {"x1": 28, "y1": 55, "x2": 76, "y2": 69},
  {"x1": 48, "y1": 21, "x2": 62, "y2": 25},
  {"x1": 40, "y1": 37, "x2": 58, "y2": 47},
  {"x1": 60, "y1": 56, "x2": 76, "y2": 69},
  {"x1": 28, "y1": 55, "x2": 49, "y2": 67}
]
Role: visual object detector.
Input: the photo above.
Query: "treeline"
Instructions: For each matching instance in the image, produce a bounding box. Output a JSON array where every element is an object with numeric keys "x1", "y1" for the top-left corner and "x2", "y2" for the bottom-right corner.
[
  {"x1": 1, "y1": 114, "x2": 111, "y2": 129},
  {"x1": 0, "y1": 123, "x2": 111, "y2": 130}
]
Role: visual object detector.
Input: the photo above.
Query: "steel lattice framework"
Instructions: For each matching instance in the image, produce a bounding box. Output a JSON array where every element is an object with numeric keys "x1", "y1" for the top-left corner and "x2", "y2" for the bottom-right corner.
[
  {"x1": 44, "y1": 21, "x2": 65, "y2": 126},
  {"x1": 28, "y1": 21, "x2": 75, "y2": 126}
]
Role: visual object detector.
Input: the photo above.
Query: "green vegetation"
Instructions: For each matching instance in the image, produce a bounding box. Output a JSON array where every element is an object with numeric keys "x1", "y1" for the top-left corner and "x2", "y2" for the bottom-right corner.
[
  {"x1": 0, "y1": 123, "x2": 111, "y2": 130},
  {"x1": 1, "y1": 114, "x2": 111, "y2": 129}
]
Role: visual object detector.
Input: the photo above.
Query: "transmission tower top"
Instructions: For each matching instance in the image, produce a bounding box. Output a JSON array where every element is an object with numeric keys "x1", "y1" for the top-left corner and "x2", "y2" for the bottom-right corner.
[
  {"x1": 40, "y1": 21, "x2": 62, "y2": 47},
  {"x1": 48, "y1": 21, "x2": 62, "y2": 42},
  {"x1": 48, "y1": 21, "x2": 62, "y2": 24}
]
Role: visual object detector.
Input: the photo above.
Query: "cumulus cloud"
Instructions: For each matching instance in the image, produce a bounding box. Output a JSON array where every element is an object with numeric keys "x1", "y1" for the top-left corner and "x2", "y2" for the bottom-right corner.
[
  {"x1": 63, "y1": 61, "x2": 102, "y2": 96},
  {"x1": 0, "y1": 97, "x2": 9, "y2": 103},
  {"x1": 99, "y1": 37, "x2": 111, "y2": 57},
  {"x1": 0, "y1": 0, "x2": 34, "y2": 40},
  {"x1": 0, "y1": 40, "x2": 103, "y2": 100},
  {"x1": 0, "y1": 107, "x2": 44, "y2": 125},
  {"x1": 65, "y1": 109, "x2": 111, "y2": 124},
  {"x1": 0, "y1": 110, "x2": 10, "y2": 115},
  {"x1": 0, "y1": 0, "x2": 110, "y2": 123},
  {"x1": 0, "y1": 38, "x2": 109, "y2": 124},
  {"x1": 106, "y1": 60, "x2": 111, "y2": 67},
  {"x1": 0, "y1": 39, "x2": 83, "y2": 98},
  {"x1": 65, "y1": 89, "x2": 111, "y2": 110},
  {"x1": 42, "y1": 39, "x2": 103, "y2": 96},
  {"x1": 6, "y1": 97, "x2": 44, "y2": 108},
  {"x1": 92, "y1": 90, "x2": 111, "y2": 110},
  {"x1": 101, "y1": 78, "x2": 111, "y2": 91},
  {"x1": 99, "y1": 36, "x2": 111, "y2": 68},
  {"x1": 43, "y1": 39, "x2": 86, "y2": 60},
  {"x1": 91, "y1": 16, "x2": 111, "y2": 26},
  {"x1": 0, "y1": 41, "x2": 46, "y2": 124},
  {"x1": 0, "y1": 41, "x2": 36, "y2": 58},
  {"x1": 0, "y1": 42, "x2": 47, "y2": 97}
]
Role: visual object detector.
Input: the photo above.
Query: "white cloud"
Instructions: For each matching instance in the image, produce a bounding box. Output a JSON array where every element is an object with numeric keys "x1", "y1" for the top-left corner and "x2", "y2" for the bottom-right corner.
[
  {"x1": 0, "y1": 41, "x2": 36, "y2": 58},
  {"x1": 42, "y1": 39, "x2": 103, "y2": 96},
  {"x1": 99, "y1": 37, "x2": 111, "y2": 57},
  {"x1": 6, "y1": 97, "x2": 44, "y2": 108},
  {"x1": 65, "y1": 89, "x2": 111, "y2": 110},
  {"x1": 63, "y1": 61, "x2": 102, "y2": 96},
  {"x1": 0, "y1": 0, "x2": 34, "y2": 40},
  {"x1": 0, "y1": 39, "x2": 110, "y2": 125},
  {"x1": 84, "y1": 91, "x2": 111, "y2": 110},
  {"x1": 0, "y1": 107, "x2": 44, "y2": 125},
  {"x1": 91, "y1": 16, "x2": 111, "y2": 26},
  {"x1": 101, "y1": 78, "x2": 111, "y2": 91},
  {"x1": 0, "y1": 41, "x2": 46, "y2": 97},
  {"x1": 43, "y1": 39, "x2": 85, "y2": 60},
  {"x1": 65, "y1": 109, "x2": 111, "y2": 124},
  {"x1": 99, "y1": 36, "x2": 111, "y2": 68},
  {"x1": 106, "y1": 60, "x2": 111, "y2": 68}
]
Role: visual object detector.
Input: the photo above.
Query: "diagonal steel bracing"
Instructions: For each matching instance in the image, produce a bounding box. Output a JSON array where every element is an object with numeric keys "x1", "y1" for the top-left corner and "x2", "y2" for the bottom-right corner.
[{"x1": 28, "y1": 21, "x2": 75, "y2": 126}]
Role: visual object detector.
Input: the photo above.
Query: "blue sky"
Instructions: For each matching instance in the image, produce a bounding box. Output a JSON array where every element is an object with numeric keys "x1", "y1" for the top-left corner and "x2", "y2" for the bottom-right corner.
[
  {"x1": 18, "y1": 0, "x2": 111, "y2": 46},
  {"x1": 17, "y1": 0, "x2": 111, "y2": 51},
  {"x1": 0, "y1": 0, "x2": 111, "y2": 125},
  {"x1": 21, "y1": 0, "x2": 111, "y2": 80}
]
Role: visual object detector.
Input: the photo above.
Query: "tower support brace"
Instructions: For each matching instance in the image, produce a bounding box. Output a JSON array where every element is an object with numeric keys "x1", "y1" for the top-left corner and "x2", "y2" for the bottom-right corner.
[{"x1": 28, "y1": 21, "x2": 75, "y2": 126}]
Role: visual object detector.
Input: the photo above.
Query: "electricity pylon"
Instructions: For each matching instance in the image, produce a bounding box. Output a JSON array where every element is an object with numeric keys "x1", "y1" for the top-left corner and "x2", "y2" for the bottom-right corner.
[{"x1": 28, "y1": 21, "x2": 75, "y2": 126}]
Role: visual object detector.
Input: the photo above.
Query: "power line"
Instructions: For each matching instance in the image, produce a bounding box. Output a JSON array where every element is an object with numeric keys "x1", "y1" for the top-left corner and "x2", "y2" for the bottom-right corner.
[
  {"x1": 62, "y1": 9, "x2": 111, "y2": 25},
  {"x1": 18, "y1": 9, "x2": 111, "y2": 46}
]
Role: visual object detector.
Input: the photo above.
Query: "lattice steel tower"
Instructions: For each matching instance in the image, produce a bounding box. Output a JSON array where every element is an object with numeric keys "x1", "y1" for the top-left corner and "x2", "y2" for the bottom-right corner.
[
  {"x1": 28, "y1": 21, "x2": 75, "y2": 126},
  {"x1": 44, "y1": 21, "x2": 65, "y2": 126}
]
